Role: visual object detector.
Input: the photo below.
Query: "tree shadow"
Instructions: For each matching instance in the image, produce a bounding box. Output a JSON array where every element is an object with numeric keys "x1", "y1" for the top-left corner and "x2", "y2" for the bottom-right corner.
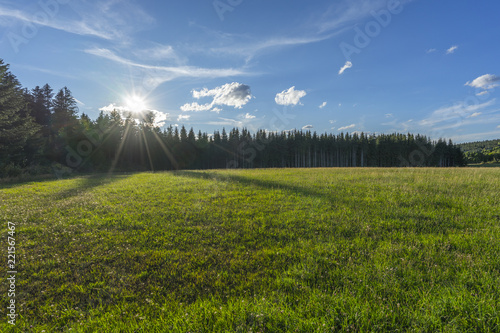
[
  {"x1": 0, "y1": 172, "x2": 132, "y2": 197},
  {"x1": 51, "y1": 173, "x2": 132, "y2": 201},
  {"x1": 0, "y1": 174, "x2": 60, "y2": 190},
  {"x1": 173, "y1": 170, "x2": 330, "y2": 201}
]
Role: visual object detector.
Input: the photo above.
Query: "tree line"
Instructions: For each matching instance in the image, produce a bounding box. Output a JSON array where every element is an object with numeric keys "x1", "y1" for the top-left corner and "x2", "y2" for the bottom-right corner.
[
  {"x1": 0, "y1": 59, "x2": 466, "y2": 177},
  {"x1": 459, "y1": 139, "x2": 500, "y2": 164}
]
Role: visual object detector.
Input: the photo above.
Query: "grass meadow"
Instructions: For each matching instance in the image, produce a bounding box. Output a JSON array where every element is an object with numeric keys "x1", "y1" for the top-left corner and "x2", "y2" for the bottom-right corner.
[{"x1": 1, "y1": 168, "x2": 499, "y2": 332}]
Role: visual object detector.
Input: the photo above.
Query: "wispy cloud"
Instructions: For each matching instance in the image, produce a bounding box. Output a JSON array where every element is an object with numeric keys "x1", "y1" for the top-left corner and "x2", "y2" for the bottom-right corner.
[
  {"x1": 302, "y1": 125, "x2": 314, "y2": 129},
  {"x1": 133, "y1": 44, "x2": 186, "y2": 65},
  {"x1": 338, "y1": 61, "x2": 352, "y2": 75},
  {"x1": 338, "y1": 124, "x2": 356, "y2": 131},
  {"x1": 317, "y1": 0, "x2": 410, "y2": 33},
  {"x1": 467, "y1": 112, "x2": 482, "y2": 118},
  {"x1": 319, "y1": 102, "x2": 328, "y2": 109},
  {"x1": 85, "y1": 48, "x2": 252, "y2": 89},
  {"x1": 430, "y1": 111, "x2": 500, "y2": 132},
  {"x1": 419, "y1": 99, "x2": 496, "y2": 127},
  {"x1": 446, "y1": 45, "x2": 458, "y2": 54},
  {"x1": 426, "y1": 48, "x2": 437, "y2": 54},
  {"x1": 449, "y1": 130, "x2": 500, "y2": 143},
  {"x1": 10, "y1": 64, "x2": 77, "y2": 79},
  {"x1": 0, "y1": 0, "x2": 154, "y2": 41},
  {"x1": 0, "y1": 5, "x2": 114, "y2": 40},
  {"x1": 198, "y1": 0, "x2": 410, "y2": 64},
  {"x1": 206, "y1": 117, "x2": 243, "y2": 127},
  {"x1": 209, "y1": 34, "x2": 336, "y2": 63},
  {"x1": 74, "y1": 98, "x2": 85, "y2": 106}
]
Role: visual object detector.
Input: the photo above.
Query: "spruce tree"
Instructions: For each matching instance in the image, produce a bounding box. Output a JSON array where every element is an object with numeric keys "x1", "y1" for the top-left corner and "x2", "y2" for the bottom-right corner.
[{"x1": 0, "y1": 59, "x2": 39, "y2": 166}]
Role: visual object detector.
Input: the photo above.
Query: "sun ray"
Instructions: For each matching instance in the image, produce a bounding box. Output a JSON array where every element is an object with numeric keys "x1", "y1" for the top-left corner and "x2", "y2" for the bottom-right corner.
[
  {"x1": 150, "y1": 129, "x2": 179, "y2": 170},
  {"x1": 140, "y1": 126, "x2": 155, "y2": 172},
  {"x1": 108, "y1": 121, "x2": 131, "y2": 175}
]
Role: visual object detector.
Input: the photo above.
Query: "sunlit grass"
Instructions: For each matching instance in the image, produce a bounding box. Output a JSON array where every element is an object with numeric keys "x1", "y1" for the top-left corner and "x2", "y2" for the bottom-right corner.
[{"x1": 1, "y1": 168, "x2": 499, "y2": 332}]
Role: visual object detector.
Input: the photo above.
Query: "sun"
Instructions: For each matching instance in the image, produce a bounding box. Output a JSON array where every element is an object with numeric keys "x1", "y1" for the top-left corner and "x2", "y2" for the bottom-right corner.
[{"x1": 124, "y1": 94, "x2": 148, "y2": 113}]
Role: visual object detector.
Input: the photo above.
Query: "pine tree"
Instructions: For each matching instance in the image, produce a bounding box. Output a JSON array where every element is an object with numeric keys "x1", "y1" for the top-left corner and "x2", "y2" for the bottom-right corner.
[
  {"x1": 49, "y1": 86, "x2": 80, "y2": 163},
  {"x1": 52, "y1": 87, "x2": 79, "y2": 137},
  {"x1": 0, "y1": 59, "x2": 39, "y2": 166},
  {"x1": 30, "y1": 84, "x2": 52, "y2": 126}
]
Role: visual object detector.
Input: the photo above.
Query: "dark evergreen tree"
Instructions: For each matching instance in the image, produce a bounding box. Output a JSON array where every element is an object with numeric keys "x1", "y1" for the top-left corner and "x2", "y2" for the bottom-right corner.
[{"x1": 0, "y1": 59, "x2": 39, "y2": 168}]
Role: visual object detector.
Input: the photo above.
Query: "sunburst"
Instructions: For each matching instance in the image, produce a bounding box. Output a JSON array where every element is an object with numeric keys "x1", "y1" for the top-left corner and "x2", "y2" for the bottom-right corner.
[{"x1": 124, "y1": 94, "x2": 148, "y2": 113}]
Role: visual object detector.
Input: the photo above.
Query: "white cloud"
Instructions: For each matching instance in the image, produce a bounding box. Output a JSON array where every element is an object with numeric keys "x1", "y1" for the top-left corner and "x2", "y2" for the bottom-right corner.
[
  {"x1": 195, "y1": 83, "x2": 252, "y2": 108},
  {"x1": 177, "y1": 114, "x2": 191, "y2": 121},
  {"x1": 74, "y1": 98, "x2": 85, "y2": 106},
  {"x1": 497, "y1": 125, "x2": 500, "y2": 129},
  {"x1": 11, "y1": 65, "x2": 77, "y2": 80},
  {"x1": 465, "y1": 74, "x2": 500, "y2": 91},
  {"x1": 206, "y1": 117, "x2": 243, "y2": 127},
  {"x1": 319, "y1": 102, "x2": 328, "y2": 109},
  {"x1": 476, "y1": 91, "x2": 489, "y2": 97},
  {"x1": 245, "y1": 113, "x2": 256, "y2": 119},
  {"x1": 99, "y1": 104, "x2": 127, "y2": 113},
  {"x1": 180, "y1": 102, "x2": 213, "y2": 112},
  {"x1": 302, "y1": 125, "x2": 314, "y2": 130},
  {"x1": 99, "y1": 103, "x2": 169, "y2": 127},
  {"x1": 275, "y1": 86, "x2": 307, "y2": 106},
  {"x1": 329, "y1": 120, "x2": 337, "y2": 124},
  {"x1": 419, "y1": 99, "x2": 496, "y2": 127},
  {"x1": 446, "y1": 45, "x2": 458, "y2": 54},
  {"x1": 449, "y1": 130, "x2": 500, "y2": 143},
  {"x1": 0, "y1": 1, "x2": 154, "y2": 42},
  {"x1": 85, "y1": 48, "x2": 251, "y2": 90},
  {"x1": 317, "y1": 0, "x2": 411, "y2": 33},
  {"x1": 0, "y1": 5, "x2": 114, "y2": 40},
  {"x1": 338, "y1": 61, "x2": 352, "y2": 75},
  {"x1": 134, "y1": 44, "x2": 186, "y2": 65},
  {"x1": 181, "y1": 82, "x2": 252, "y2": 112},
  {"x1": 385, "y1": 113, "x2": 393, "y2": 118},
  {"x1": 467, "y1": 112, "x2": 482, "y2": 118},
  {"x1": 209, "y1": 34, "x2": 335, "y2": 63},
  {"x1": 211, "y1": 107, "x2": 222, "y2": 114},
  {"x1": 338, "y1": 124, "x2": 356, "y2": 131},
  {"x1": 426, "y1": 48, "x2": 437, "y2": 54}
]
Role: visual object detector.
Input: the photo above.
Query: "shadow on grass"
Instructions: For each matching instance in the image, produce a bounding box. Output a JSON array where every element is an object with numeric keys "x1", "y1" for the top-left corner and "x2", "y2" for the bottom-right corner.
[
  {"x1": 173, "y1": 170, "x2": 331, "y2": 201},
  {"x1": 52, "y1": 173, "x2": 133, "y2": 201},
  {"x1": 0, "y1": 172, "x2": 133, "y2": 201},
  {"x1": 0, "y1": 174, "x2": 59, "y2": 190}
]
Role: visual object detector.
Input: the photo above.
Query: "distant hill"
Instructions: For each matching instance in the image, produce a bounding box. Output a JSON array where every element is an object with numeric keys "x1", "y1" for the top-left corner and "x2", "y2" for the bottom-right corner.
[{"x1": 458, "y1": 139, "x2": 500, "y2": 164}]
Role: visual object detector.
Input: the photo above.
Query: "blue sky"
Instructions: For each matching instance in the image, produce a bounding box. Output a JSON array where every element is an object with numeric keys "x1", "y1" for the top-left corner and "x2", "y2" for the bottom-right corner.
[{"x1": 1, "y1": 0, "x2": 500, "y2": 142}]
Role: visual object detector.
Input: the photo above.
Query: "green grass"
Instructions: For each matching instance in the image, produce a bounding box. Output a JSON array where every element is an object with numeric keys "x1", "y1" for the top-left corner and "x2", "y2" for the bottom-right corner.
[
  {"x1": 1, "y1": 168, "x2": 500, "y2": 332},
  {"x1": 467, "y1": 162, "x2": 500, "y2": 168}
]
